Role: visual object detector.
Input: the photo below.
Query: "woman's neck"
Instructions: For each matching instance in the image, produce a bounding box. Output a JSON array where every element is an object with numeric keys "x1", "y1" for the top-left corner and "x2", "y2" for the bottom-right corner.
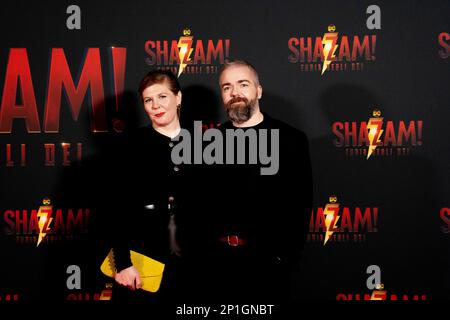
[{"x1": 153, "y1": 120, "x2": 181, "y2": 138}]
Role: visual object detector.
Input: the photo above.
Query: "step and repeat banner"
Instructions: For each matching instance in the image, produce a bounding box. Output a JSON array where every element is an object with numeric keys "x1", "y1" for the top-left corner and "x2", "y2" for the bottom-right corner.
[{"x1": 0, "y1": 0, "x2": 449, "y2": 306}]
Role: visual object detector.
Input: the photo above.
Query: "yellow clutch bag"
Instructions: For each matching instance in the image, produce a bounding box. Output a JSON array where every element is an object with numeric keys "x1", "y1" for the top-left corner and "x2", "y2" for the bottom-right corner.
[{"x1": 100, "y1": 249, "x2": 165, "y2": 293}]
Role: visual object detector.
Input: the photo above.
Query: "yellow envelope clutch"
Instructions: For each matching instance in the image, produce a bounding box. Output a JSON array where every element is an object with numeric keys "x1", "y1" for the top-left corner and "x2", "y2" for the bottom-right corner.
[{"x1": 100, "y1": 249, "x2": 165, "y2": 293}]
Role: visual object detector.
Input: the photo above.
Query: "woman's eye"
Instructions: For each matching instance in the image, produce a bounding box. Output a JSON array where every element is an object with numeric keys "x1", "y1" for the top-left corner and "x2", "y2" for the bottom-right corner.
[{"x1": 144, "y1": 99, "x2": 152, "y2": 103}]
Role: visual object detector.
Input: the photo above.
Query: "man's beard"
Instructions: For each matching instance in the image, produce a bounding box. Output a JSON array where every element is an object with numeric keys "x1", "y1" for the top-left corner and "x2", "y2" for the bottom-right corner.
[{"x1": 225, "y1": 97, "x2": 257, "y2": 124}]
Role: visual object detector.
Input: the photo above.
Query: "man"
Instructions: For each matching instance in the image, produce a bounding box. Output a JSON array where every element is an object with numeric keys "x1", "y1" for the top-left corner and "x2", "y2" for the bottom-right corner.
[{"x1": 199, "y1": 60, "x2": 313, "y2": 304}]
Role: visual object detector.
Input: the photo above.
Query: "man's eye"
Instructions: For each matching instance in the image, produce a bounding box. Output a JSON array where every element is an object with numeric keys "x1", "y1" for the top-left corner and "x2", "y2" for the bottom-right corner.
[
  {"x1": 160, "y1": 95, "x2": 167, "y2": 99},
  {"x1": 223, "y1": 87, "x2": 230, "y2": 92},
  {"x1": 144, "y1": 99, "x2": 152, "y2": 103},
  {"x1": 241, "y1": 83, "x2": 248, "y2": 87}
]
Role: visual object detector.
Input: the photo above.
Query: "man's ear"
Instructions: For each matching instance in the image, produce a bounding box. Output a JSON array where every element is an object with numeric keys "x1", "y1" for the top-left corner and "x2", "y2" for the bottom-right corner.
[{"x1": 257, "y1": 85, "x2": 263, "y2": 99}]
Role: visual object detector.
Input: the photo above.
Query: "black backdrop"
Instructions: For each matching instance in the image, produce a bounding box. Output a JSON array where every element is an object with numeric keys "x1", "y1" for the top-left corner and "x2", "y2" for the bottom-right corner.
[{"x1": 0, "y1": 0, "x2": 449, "y2": 306}]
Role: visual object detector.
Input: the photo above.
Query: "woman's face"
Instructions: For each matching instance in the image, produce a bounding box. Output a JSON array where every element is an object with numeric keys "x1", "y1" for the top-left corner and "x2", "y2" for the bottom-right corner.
[{"x1": 142, "y1": 81, "x2": 181, "y2": 128}]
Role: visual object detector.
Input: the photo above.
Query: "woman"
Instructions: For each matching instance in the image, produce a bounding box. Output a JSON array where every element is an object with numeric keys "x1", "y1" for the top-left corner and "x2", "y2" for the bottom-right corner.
[{"x1": 111, "y1": 70, "x2": 194, "y2": 303}]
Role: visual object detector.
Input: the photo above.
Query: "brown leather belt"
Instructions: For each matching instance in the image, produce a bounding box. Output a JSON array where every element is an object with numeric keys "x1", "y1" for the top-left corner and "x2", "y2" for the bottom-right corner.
[{"x1": 219, "y1": 235, "x2": 247, "y2": 247}]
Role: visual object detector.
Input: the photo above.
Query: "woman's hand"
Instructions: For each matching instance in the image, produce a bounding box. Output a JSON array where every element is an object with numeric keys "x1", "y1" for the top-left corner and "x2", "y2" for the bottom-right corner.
[{"x1": 114, "y1": 266, "x2": 142, "y2": 291}]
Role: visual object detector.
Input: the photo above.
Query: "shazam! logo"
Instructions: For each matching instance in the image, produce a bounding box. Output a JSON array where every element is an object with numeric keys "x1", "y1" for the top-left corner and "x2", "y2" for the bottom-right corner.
[
  {"x1": 332, "y1": 109, "x2": 423, "y2": 158},
  {"x1": 288, "y1": 24, "x2": 377, "y2": 74},
  {"x1": 2, "y1": 198, "x2": 90, "y2": 245},
  {"x1": 144, "y1": 28, "x2": 230, "y2": 76},
  {"x1": 308, "y1": 196, "x2": 379, "y2": 244}
]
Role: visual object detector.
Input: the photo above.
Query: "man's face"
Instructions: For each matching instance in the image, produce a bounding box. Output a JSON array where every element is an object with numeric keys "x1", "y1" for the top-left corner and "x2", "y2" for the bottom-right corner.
[{"x1": 219, "y1": 65, "x2": 262, "y2": 124}]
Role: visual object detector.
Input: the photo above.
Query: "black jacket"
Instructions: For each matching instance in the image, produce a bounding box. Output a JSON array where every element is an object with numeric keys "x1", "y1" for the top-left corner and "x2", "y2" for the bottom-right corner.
[
  {"x1": 111, "y1": 125, "x2": 196, "y2": 272},
  {"x1": 201, "y1": 113, "x2": 313, "y2": 269}
]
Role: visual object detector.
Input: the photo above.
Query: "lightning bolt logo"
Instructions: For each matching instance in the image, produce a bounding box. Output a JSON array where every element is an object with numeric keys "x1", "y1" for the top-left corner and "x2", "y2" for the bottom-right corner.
[
  {"x1": 323, "y1": 196, "x2": 340, "y2": 245},
  {"x1": 37, "y1": 198, "x2": 53, "y2": 247},
  {"x1": 321, "y1": 25, "x2": 338, "y2": 75},
  {"x1": 366, "y1": 110, "x2": 384, "y2": 159},
  {"x1": 99, "y1": 283, "x2": 113, "y2": 300},
  {"x1": 177, "y1": 28, "x2": 194, "y2": 77},
  {"x1": 370, "y1": 284, "x2": 387, "y2": 300}
]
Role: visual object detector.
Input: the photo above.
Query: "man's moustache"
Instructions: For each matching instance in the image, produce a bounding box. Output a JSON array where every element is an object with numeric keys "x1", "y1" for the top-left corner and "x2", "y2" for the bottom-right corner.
[{"x1": 228, "y1": 97, "x2": 248, "y2": 105}]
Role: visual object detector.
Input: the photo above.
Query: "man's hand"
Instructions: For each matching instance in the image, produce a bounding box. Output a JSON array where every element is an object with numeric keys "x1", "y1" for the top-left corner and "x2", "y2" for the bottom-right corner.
[{"x1": 115, "y1": 266, "x2": 142, "y2": 291}]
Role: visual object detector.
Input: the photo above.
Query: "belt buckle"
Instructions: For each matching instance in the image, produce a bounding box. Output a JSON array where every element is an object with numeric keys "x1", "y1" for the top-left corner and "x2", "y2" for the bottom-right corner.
[{"x1": 227, "y1": 235, "x2": 239, "y2": 247}]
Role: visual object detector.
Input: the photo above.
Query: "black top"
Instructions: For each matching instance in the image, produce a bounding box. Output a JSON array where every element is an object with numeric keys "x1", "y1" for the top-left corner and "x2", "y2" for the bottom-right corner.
[{"x1": 112, "y1": 125, "x2": 196, "y2": 272}]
